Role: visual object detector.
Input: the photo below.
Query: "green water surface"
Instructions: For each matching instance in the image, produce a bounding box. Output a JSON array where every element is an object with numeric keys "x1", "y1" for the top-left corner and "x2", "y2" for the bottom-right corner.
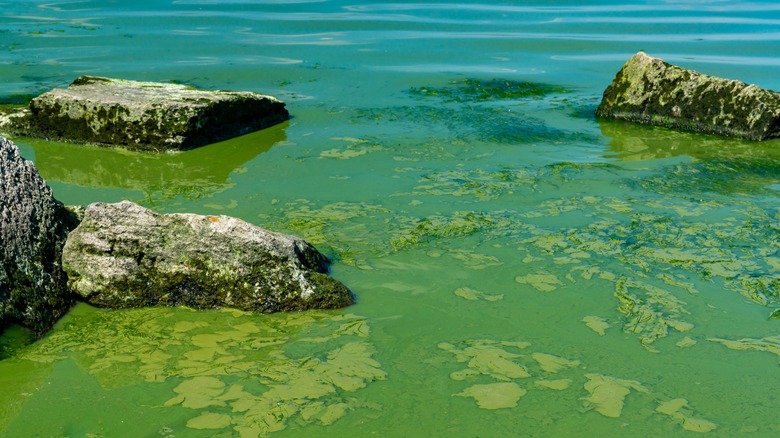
[{"x1": 2, "y1": 1, "x2": 780, "y2": 437}]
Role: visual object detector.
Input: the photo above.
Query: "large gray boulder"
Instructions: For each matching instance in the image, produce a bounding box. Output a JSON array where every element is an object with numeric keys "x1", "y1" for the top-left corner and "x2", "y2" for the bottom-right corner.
[
  {"x1": 62, "y1": 201, "x2": 354, "y2": 312},
  {"x1": 6, "y1": 76, "x2": 289, "y2": 151},
  {"x1": 0, "y1": 136, "x2": 75, "y2": 334},
  {"x1": 595, "y1": 52, "x2": 780, "y2": 141}
]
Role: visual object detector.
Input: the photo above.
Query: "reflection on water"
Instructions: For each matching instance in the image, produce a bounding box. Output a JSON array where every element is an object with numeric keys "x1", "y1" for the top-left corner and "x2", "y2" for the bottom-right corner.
[
  {"x1": 600, "y1": 118, "x2": 780, "y2": 162},
  {"x1": 600, "y1": 119, "x2": 780, "y2": 197},
  {"x1": 24, "y1": 121, "x2": 287, "y2": 207}
]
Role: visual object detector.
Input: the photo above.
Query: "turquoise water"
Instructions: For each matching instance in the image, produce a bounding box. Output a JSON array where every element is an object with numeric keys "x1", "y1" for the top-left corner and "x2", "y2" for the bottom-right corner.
[{"x1": 2, "y1": 1, "x2": 780, "y2": 436}]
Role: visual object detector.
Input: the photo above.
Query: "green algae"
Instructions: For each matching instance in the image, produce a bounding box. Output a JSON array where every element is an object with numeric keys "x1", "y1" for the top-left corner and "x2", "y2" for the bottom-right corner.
[
  {"x1": 447, "y1": 249, "x2": 503, "y2": 270},
  {"x1": 531, "y1": 353, "x2": 580, "y2": 373},
  {"x1": 535, "y1": 379, "x2": 572, "y2": 391},
  {"x1": 355, "y1": 78, "x2": 595, "y2": 146},
  {"x1": 614, "y1": 277, "x2": 694, "y2": 349},
  {"x1": 4, "y1": 2, "x2": 780, "y2": 435},
  {"x1": 357, "y1": 104, "x2": 587, "y2": 144},
  {"x1": 409, "y1": 78, "x2": 569, "y2": 103},
  {"x1": 656, "y1": 399, "x2": 718, "y2": 433},
  {"x1": 453, "y1": 287, "x2": 503, "y2": 302},
  {"x1": 262, "y1": 155, "x2": 779, "y2": 352},
  {"x1": 708, "y1": 336, "x2": 780, "y2": 363},
  {"x1": 401, "y1": 167, "x2": 537, "y2": 201},
  {"x1": 515, "y1": 272, "x2": 564, "y2": 292},
  {"x1": 5, "y1": 51, "x2": 779, "y2": 438},
  {"x1": 581, "y1": 316, "x2": 610, "y2": 336},
  {"x1": 639, "y1": 158, "x2": 780, "y2": 198},
  {"x1": 319, "y1": 137, "x2": 385, "y2": 160},
  {"x1": 5, "y1": 304, "x2": 385, "y2": 436},
  {"x1": 187, "y1": 412, "x2": 233, "y2": 430},
  {"x1": 581, "y1": 374, "x2": 649, "y2": 418},
  {"x1": 455, "y1": 382, "x2": 526, "y2": 409},
  {"x1": 438, "y1": 338, "x2": 716, "y2": 431}
]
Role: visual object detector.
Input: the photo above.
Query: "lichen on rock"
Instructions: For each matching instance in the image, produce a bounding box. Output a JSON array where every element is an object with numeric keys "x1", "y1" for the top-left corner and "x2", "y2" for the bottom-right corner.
[{"x1": 596, "y1": 52, "x2": 780, "y2": 140}]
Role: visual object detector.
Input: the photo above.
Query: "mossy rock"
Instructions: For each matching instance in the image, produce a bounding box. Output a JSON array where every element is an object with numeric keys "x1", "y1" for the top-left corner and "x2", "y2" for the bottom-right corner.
[
  {"x1": 7, "y1": 76, "x2": 289, "y2": 151},
  {"x1": 62, "y1": 201, "x2": 353, "y2": 312},
  {"x1": 595, "y1": 52, "x2": 780, "y2": 141}
]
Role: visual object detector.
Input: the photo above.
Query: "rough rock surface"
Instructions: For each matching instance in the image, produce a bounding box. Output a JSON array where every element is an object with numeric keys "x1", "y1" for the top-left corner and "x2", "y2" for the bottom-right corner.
[
  {"x1": 595, "y1": 52, "x2": 780, "y2": 141},
  {"x1": 62, "y1": 201, "x2": 354, "y2": 312},
  {"x1": 0, "y1": 136, "x2": 75, "y2": 334},
  {"x1": 9, "y1": 76, "x2": 289, "y2": 151}
]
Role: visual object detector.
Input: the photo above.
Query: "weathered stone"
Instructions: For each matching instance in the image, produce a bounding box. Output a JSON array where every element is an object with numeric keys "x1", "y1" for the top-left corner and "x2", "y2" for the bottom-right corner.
[
  {"x1": 595, "y1": 52, "x2": 780, "y2": 141},
  {"x1": 9, "y1": 76, "x2": 289, "y2": 151},
  {"x1": 62, "y1": 201, "x2": 354, "y2": 312},
  {"x1": 0, "y1": 136, "x2": 76, "y2": 334}
]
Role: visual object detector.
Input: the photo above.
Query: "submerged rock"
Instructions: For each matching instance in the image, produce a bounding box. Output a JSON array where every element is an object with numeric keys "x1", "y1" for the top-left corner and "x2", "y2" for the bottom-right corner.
[
  {"x1": 595, "y1": 52, "x2": 780, "y2": 141},
  {"x1": 0, "y1": 136, "x2": 75, "y2": 334},
  {"x1": 62, "y1": 201, "x2": 353, "y2": 312},
  {"x1": 6, "y1": 76, "x2": 289, "y2": 151}
]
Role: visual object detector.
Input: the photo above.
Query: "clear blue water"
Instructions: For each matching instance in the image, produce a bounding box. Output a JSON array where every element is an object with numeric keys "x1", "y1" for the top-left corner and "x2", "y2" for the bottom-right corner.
[{"x1": 2, "y1": 1, "x2": 780, "y2": 436}]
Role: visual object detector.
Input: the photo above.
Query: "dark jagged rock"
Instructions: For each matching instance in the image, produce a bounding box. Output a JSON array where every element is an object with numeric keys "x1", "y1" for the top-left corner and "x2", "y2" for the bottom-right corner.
[
  {"x1": 3, "y1": 76, "x2": 289, "y2": 151},
  {"x1": 0, "y1": 136, "x2": 76, "y2": 335},
  {"x1": 595, "y1": 52, "x2": 780, "y2": 141},
  {"x1": 62, "y1": 201, "x2": 354, "y2": 312}
]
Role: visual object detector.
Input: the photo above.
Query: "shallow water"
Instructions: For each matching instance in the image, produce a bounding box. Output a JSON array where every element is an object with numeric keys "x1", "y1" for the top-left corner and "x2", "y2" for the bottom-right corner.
[{"x1": 2, "y1": 1, "x2": 780, "y2": 436}]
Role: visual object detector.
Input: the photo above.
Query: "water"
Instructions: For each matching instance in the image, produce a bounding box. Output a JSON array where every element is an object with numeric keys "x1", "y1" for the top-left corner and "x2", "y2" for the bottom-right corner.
[{"x1": 2, "y1": 1, "x2": 780, "y2": 436}]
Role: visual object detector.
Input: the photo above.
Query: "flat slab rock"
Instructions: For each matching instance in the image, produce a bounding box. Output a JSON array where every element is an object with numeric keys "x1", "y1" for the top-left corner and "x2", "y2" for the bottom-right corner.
[
  {"x1": 595, "y1": 52, "x2": 780, "y2": 141},
  {"x1": 10, "y1": 76, "x2": 289, "y2": 151},
  {"x1": 62, "y1": 201, "x2": 353, "y2": 312}
]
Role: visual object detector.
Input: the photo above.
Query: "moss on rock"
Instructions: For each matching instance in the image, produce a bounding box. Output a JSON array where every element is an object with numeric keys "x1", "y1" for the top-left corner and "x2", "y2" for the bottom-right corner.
[
  {"x1": 10, "y1": 76, "x2": 289, "y2": 151},
  {"x1": 62, "y1": 201, "x2": 354, "y2": 312},
  {"x1": 595, "y1": 52, "x2": 780, "y2": 141}
]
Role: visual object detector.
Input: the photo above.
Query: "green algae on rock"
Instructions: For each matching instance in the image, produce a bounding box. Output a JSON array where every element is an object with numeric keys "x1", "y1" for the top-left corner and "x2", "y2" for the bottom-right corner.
[
  {"x1": 4, "y1": 76, "x2": 289, "y2": 151},
  {"x1": 595, "y1": 52, "x2": 780, "y2": 141},
  {"x1": 62, "y1": 201, "x2": 353, "y2": 312}
]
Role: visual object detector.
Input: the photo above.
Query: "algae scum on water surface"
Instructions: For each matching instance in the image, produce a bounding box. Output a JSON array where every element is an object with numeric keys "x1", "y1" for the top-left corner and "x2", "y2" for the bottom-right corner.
[
  {"x1": 4, "y1": 68, "x2": 780, "y2": 436},
  {"x1": 0, "y1": 305, "x2": 385, "y2": 436},
  {"x1": 438, "y1": 339, "x2": 715, "y2": 432},
  {"x1": 357, "y1": 78, "x2": 598, "y2": 145}
]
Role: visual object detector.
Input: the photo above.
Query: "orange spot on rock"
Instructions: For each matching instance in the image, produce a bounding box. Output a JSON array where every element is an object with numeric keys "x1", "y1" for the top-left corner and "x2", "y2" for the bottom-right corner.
[{"x1": 208, "y1": 216, "x2": 219, "y2": 223}]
